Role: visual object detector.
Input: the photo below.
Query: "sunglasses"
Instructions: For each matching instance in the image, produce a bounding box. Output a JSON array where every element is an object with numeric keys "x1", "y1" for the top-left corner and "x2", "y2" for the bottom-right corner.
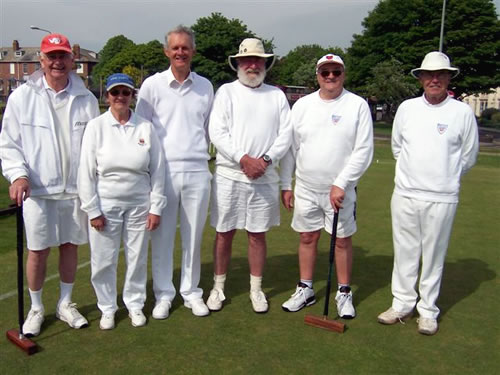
[
  {"x1": 319, "y1": 70, "x2": 343, "y2": 78},
  {"x1": 109, "y1": 88, "x2": 132, "y2": 97}
]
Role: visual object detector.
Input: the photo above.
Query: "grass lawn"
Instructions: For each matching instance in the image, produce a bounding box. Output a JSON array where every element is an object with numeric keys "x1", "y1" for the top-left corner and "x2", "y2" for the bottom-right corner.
[{"x1": 0, "y1": 143, "x2": 498, "y2": 375}]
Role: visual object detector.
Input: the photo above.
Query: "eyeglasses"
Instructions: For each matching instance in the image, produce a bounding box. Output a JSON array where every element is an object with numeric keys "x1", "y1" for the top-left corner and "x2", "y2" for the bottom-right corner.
[
  {"x1": 319, "y1": 70, "x2": 343, "y2": 78},
  {"x1": 109, "y1": 88, "x2": 132, "y2": 97}
]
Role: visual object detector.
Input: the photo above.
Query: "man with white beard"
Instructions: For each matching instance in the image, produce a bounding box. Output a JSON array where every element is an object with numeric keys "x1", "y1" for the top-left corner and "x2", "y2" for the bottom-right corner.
[{"x1": 207, "y1": 38, "x2": 292, "y2": 313}]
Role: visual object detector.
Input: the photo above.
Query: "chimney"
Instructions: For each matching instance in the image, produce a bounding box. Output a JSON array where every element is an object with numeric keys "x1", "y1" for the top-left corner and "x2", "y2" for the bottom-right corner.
[
  {"x1": 72, "y1": 44, "x2": 80, "y2": 59},
  {"x1": 12, "y1": 40, "x2": 19, "y2": 51}
]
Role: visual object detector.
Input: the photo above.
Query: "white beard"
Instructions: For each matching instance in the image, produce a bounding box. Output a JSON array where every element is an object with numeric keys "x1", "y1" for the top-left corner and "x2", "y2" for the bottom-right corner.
[{"x1": 237, "y1": 68, "x2": 266, "y2": 88}]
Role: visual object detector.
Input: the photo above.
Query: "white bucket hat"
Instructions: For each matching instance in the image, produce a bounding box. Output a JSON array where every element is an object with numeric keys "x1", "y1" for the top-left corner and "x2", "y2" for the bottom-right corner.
[
  {"x1": 411, "y1": 51, "x2": 459, "y2": 78},
  {"x1": 228, "y1": 38, "x2": 275, "y2": 71}
]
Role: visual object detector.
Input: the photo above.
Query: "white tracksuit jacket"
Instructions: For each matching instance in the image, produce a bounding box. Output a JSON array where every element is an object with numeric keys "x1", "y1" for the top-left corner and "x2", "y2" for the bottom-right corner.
[{"x1": 0, "y1": 70, "x2": 99, "y2": 195}]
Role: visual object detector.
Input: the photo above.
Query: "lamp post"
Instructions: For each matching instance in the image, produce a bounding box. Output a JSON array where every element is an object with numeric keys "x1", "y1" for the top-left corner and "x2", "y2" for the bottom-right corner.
[
  {"x1": 30, "y1": 25, "x2": 52, "y2": 34},
  {"x1": 439, "y1": 0, "x2": 446, "y2": 52}
]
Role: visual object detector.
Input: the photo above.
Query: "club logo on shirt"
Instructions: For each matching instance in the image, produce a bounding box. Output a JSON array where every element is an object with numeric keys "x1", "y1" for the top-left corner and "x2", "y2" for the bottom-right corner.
[
  {"x1": 138, "y1": 138, "x2": 145, "y2": 146},
  {"x1": 437, "y1": 123, "x2": 448, "y2": 135},
  {"x1": 331, "y1": 114, "x2": 342, "y2": 125},
  {"x1": 74, "y1": 121, "x2": 87, "y2": 127}
]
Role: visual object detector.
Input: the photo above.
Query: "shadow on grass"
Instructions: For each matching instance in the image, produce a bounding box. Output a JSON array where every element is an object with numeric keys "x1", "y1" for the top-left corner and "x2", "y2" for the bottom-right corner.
[{"x1": 439, "y1": 258, "x2": 496, "y2": 317}]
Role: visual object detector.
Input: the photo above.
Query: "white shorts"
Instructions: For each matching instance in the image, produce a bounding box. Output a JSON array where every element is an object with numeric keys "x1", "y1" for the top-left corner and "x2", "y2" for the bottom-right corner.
[
  {"x1": 291, "y1": 183, "x2": 357, "y2": 238},
  {"x1": 210, "y1": 174, "x2": 280, "y2": 233},
  {"x1": 23, "y1": 197, "x2": 88, "y2": 250}
]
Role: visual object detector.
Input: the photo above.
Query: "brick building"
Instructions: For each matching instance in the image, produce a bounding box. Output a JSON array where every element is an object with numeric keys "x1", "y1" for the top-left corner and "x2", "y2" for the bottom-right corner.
[{"x1": 0, "y1": 40, "x2": 99, "y2": 101}]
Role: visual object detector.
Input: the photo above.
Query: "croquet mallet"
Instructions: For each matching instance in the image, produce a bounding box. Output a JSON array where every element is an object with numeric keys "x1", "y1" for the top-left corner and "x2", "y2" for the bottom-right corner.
[
  {"x1": 304, "y1": 211, "x2": 345, "y2": 333},
  {"x1": 6, "y1": 205, "x2": 38, "y2": 355}
]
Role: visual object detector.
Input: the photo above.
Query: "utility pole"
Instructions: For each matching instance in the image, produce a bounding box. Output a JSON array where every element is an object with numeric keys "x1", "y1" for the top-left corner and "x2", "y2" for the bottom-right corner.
[{"x1": 439, "y1": 0, "x2": 447, "y2": 52}]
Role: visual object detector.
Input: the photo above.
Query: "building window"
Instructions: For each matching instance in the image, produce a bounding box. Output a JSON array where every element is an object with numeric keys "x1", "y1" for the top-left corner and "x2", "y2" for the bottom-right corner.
[
  {"x1": 76, "y1": 63, "x2": 84, "y2": 74},
  {"x1": 10, "y1": 63, "x2": 15, "y2": 75},
  {"x1": 479, "y1": 100, "x2": 487, "y2": 113},
  {"x1": 23, "y1": 63, "x2": 29, "y2": 74},
  {"x1": 15, "y1": 50, "x2": 24, "y2": 57},
  {"x1": 35, "y1": 63, "x2": 41, "y2": 70}
]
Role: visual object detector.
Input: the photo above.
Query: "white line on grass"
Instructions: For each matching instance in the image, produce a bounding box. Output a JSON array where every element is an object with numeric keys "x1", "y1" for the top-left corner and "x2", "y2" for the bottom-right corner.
[{"x1": 0, "y1": 260, "x2": 91, "y2": 301}]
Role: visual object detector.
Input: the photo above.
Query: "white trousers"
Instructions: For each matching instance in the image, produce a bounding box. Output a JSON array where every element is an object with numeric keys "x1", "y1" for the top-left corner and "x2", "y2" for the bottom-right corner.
[
  {"x1": 151, "y1": 171, "x2": 211, "y2": 302},
  {"x1": 390, "y1": 193, "x2": 457, "y2": 319},
  {"x1": 89, "y1": 202, "x2": 150, "y2": 314}
]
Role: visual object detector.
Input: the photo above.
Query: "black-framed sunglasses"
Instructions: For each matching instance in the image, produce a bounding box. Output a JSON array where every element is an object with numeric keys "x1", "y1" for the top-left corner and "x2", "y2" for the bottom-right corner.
[
  {"x1": 319, "y1": 70, "x2": 343, "y2": 78},
  {"x1": 109, "y1": 88, "x2": 132, "y2": 97}
]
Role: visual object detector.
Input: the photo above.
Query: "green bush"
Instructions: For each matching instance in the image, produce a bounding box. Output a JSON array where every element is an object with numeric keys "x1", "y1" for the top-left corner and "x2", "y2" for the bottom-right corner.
[{"x1": 480, "y1": 108, "x2": 499, "y2": 120}]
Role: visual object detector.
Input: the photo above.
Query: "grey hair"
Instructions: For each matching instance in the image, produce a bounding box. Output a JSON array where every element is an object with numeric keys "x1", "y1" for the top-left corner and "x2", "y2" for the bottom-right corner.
[{"x1": 164, "y1": 25, "x2": 196, "y2": 50}]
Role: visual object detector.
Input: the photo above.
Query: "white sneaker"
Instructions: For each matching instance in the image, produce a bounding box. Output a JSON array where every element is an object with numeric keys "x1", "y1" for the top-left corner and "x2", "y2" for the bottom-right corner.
[
  {"x1": 377, "y1": 307, "x2": 413, "y2": 325},
  {"x1": 99, "y1": 313, "x2": 115, "y2": 330},
  {"x1": 250, "y1": 290, "x2": 269, "y2": 313},
  {"x1": 56, "y1": 302, "x2": 88, "y2": 329},
  {"x1": 206, "y1": 288, "x2": 226, "y2": 311},
  {"x1": 129, "y1": 310, "x2": 146, "y2": 327},
  {"x1": 282, "y1": 282, "x2": 316, "y2": 312},
  {"x1": 23, "y1": 308, "x2": 45, "y2": 337},
  {"x1": 417, "y1": 317, "x2": 438, "y2": 335},
  {"x1": 335, "y1": 289, "x2": 356, "y2": 319},
  {"x1": 152, "y1": 300, "x2": 171, "y2": 320},
  {"x1": 184, "y1": 298, "x2": 210, "y2": 317}
]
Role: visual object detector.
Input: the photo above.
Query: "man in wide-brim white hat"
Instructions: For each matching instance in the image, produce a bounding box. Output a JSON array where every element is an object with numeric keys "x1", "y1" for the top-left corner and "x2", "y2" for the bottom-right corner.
[
  {"x1": 206, "y1": 38, "x2": 291, "y2": 314},
  {"x1": 378, "y1": 51, "x2": 479, "y2": 336}
]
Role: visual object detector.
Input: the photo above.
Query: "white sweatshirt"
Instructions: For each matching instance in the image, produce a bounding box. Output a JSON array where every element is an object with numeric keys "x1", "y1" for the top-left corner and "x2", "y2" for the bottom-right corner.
[
  {"x1": 209, "y1": 80, "x2": 292, "y2": 184},
  {"x1": 78, "y1": 110, "x2": 166, "y2": 220},
  {"x1": 280, "y1": 89, "x2": 373, "y2": 192},
  {"x1": 392, "y1": 95, "x2": 479, "y2": 203},
  {"x1": 135, "y1": 68, "x2": 214, "y2": 173}
]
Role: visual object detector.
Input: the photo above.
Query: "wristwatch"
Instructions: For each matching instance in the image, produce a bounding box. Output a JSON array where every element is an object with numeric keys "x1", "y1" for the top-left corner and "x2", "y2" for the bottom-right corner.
[{"x1": 262, "y1": 154, "x2": 272, "y2": 164}]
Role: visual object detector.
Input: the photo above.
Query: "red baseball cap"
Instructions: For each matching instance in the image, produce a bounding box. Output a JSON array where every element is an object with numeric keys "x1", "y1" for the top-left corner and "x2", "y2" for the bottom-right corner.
[{"x1": 40, "y1": 33, "x2": 72, "y2": 54}]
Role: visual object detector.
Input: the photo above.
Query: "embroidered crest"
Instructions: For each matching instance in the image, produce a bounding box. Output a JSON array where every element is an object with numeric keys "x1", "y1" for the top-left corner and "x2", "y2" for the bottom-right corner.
[
  {"x1": 48, "y1": 37, "x2": 62, "y2": 45},
  {"x1": 331, "y1": 114, "x2": 342, "y2": 125},
  {"x1": 437, "y1": 123, "x2": 448, "y2": 135},
  {"x1": 74, "y1": 121, "x2": 87, "y2": 127},
  {"x1": 138, "y1": 138, "x2": 145, "y2": 146}
]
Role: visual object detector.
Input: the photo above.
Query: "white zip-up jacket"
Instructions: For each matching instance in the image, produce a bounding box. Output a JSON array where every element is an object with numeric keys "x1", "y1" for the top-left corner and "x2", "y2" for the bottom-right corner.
[{"x1": 0, "y1": 70, "x2": 99, "y2": 196}]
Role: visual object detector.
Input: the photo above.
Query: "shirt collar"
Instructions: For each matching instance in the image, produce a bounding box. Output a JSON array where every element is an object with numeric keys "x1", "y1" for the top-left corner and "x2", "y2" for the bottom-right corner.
[
  {"x1": 42, "y1": 75, "x2": 71, "y2": 94},
  {"x1": 166, "y1": 67, "x2": 194, "y2": 87},
  {"x1": 107, "y1": 108, "x2": 137, "y2": 127}
]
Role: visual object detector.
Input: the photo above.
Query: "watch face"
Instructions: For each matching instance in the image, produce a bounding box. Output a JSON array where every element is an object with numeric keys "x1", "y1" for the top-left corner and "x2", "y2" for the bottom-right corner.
[{"x1": 263, "y1": 155, "x2": 271, "y2": 163}]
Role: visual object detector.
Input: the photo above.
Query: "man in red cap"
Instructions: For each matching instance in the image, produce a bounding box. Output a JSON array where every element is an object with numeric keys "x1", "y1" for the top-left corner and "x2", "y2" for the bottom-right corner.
[{"x1": 0, "y1": 33, "x2": 99, "y2": 336}]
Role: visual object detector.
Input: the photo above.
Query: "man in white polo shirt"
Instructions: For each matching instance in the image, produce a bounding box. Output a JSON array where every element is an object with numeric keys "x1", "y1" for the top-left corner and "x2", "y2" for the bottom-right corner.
[
  {"x1": 136, "y1": 25, "x2": 213, "y2": 318},
  {"x1": 280, "y1": 54, "x2": 373, "y2": 319},
  {"x1": 377, "y1": 52, "x2": 478, "y2": 335},
  {"x1": 207, "y1": 38, "x2": 292, "y2": 313},
  {"x1": 0, "y1": 33, "x2": 99, "y2": 336}
]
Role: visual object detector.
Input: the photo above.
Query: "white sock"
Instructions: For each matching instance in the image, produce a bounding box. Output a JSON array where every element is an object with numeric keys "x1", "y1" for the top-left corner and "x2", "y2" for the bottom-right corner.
[
  {"x1": 29, "y1": 288, "x2": 43, "y2": 311},
  {"x1": 250, "y1": 274, "x2": 262, "y2": 292},
  {"x1": 300, "y1": 279, "x2": 313, "y2": 288},
  {"x1": 58, "y1": 281, "x2": 74, "y2": 306},
  {"x1": 213, "y1": 274, "x2": 226, "y2": 291}
]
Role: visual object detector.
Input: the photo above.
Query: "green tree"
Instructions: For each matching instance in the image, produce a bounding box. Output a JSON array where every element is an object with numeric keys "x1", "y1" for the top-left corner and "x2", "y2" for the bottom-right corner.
[
  {"x1": 365, "y1": 59, "x2": 419, "y2": 117},
  {"x1": 92, "y1": 35, "x2": 135, "y2": 87},
  {"x1": 191, "y1": 12, "x2": 273, "y2": 88},
  {"x1": 347, "y1": 0, "x2": 500, "y2": 97},
  {"x1": 273, "y1": 44, "x2": 341, "y2": 86},
  {"x1": 122, "y1": 65, "x2": 142, "y2": 86},
  {"x1": 93, "y1": 40, "x2": 168, "y2": 88}
]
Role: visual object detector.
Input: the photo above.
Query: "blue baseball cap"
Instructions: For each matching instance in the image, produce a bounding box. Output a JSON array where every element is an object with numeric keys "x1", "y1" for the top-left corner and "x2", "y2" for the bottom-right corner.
[{"x1": 106, "y1": 73, "x2": 135, "y2": 91}]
